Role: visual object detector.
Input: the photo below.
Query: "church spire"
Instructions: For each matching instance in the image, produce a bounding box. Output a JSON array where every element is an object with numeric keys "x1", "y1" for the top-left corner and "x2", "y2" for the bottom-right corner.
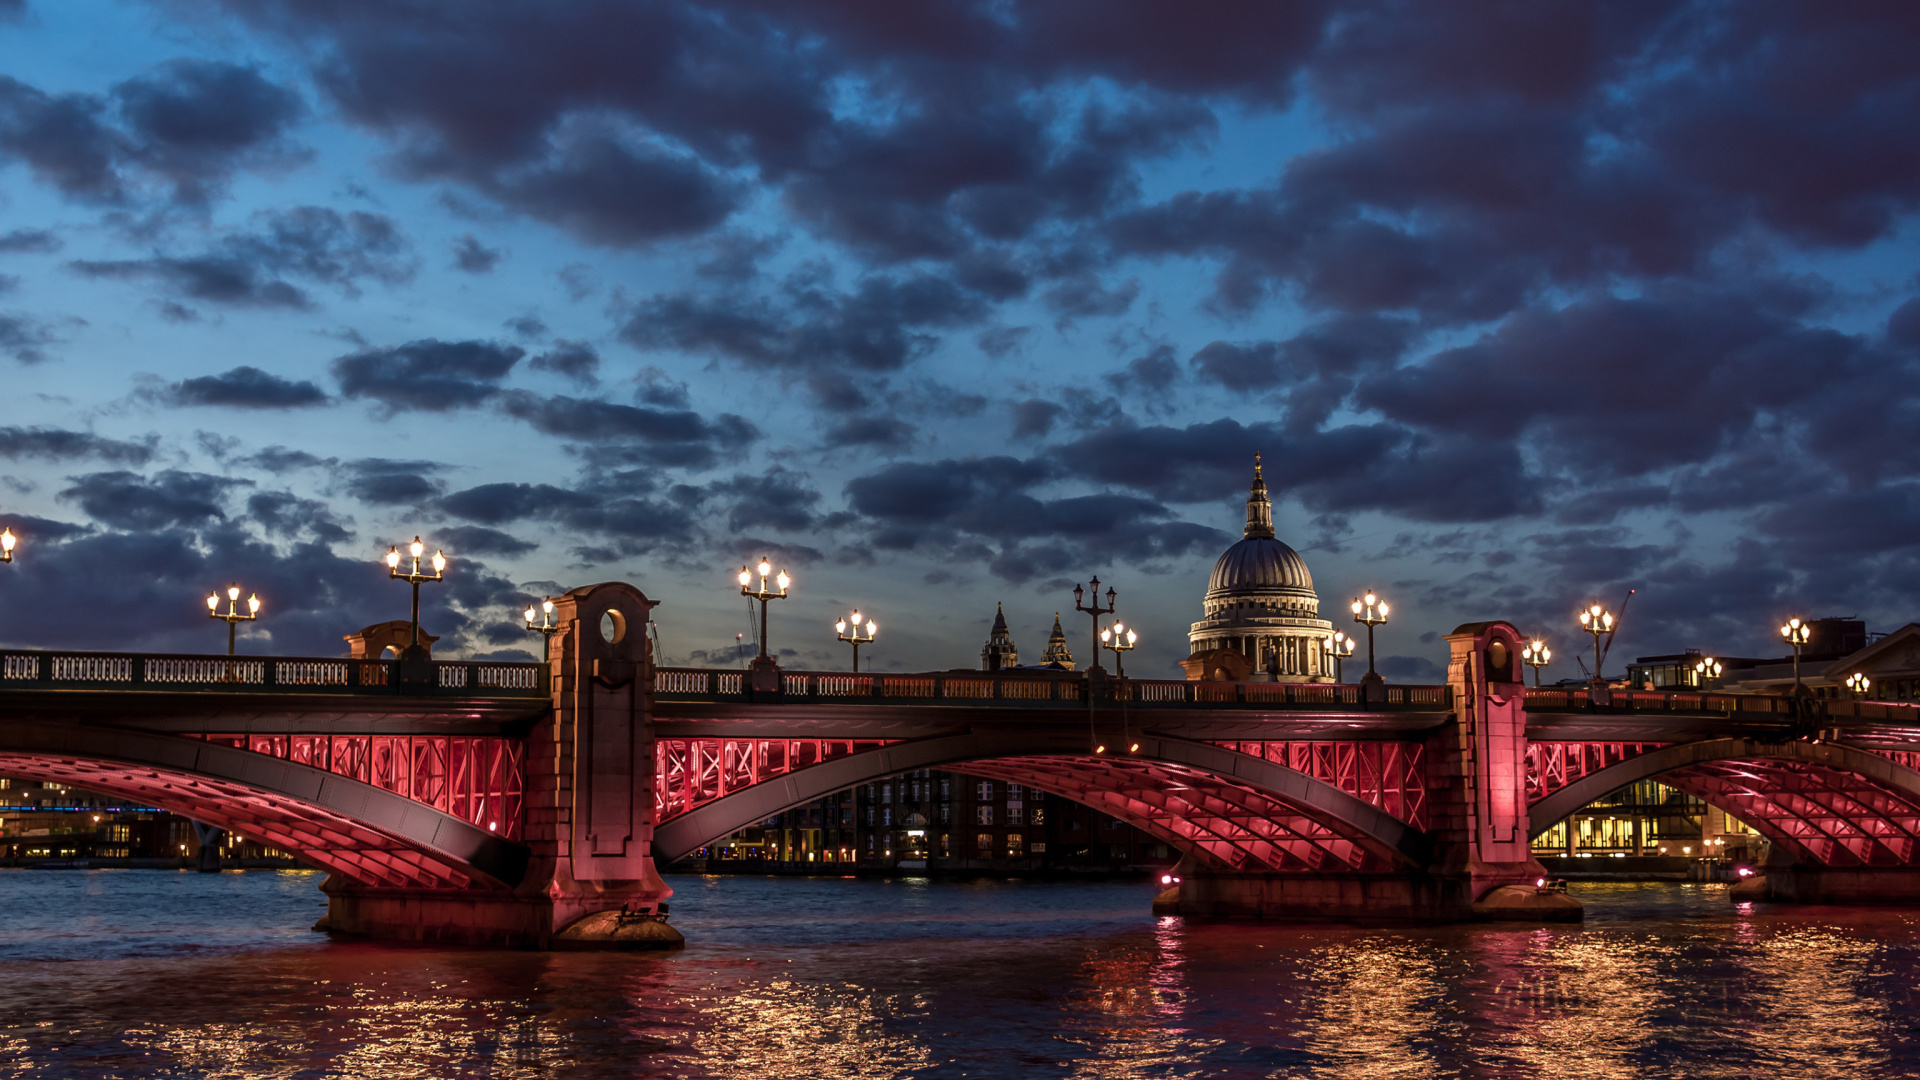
[
  {"x1": 1244, "y1": 452, "x2": 1274, "y2": 539},
  {"x1": 1041, "y1": 612, "x2": 1076, "y2": 669},
  {"x1": 981, "y1": 602, "x2": 1019, "y2": 670}
]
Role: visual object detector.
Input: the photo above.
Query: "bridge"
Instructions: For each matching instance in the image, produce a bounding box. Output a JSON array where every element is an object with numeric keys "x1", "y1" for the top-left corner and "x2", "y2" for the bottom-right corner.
[{"x1": 5, "y1": 580, "x2": 1920, "y2": 947}]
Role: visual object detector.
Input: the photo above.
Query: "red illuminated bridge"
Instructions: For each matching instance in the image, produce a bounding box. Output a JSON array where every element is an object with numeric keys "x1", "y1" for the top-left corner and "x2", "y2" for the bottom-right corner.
[{"x1": 5, "y1": 580, "x2": 1919, "y2": 947}]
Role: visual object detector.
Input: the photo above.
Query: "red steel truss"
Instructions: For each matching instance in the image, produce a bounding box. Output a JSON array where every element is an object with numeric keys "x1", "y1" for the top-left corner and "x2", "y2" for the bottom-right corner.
[
  {"x1": 1210, "y1": 740, "x2": 1428, "y2": 829},
  {"x1": 1526, "y1": 741, "x2": 1666, "y2": 803},
  {"x1": 964, "y1": 757, "x2": 1407, "y2": 873},
  {"x1": 1663, "y1": 760, "x2": 1920, "y2": 866},
  {"x1": 194, "y1": 734, "x2": 525, "y2": 841},
  {"x1": 654, "y1": 738, "x2": 892, "y2": 821},
  {"x1": 0, "y1": 751, "x2": 481, "y2": 890}
]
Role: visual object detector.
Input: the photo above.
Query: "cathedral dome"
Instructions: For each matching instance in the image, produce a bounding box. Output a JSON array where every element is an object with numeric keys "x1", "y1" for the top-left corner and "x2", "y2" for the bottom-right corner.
[{"x1": 1206, "y1": 536, "x2": 1314, "y2": 598}]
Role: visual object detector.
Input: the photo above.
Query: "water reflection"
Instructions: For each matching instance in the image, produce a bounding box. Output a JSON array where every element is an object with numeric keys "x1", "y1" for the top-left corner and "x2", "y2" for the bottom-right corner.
[{"x1": 7, "y1": 872, "x2": 1920, "y2": 1078}]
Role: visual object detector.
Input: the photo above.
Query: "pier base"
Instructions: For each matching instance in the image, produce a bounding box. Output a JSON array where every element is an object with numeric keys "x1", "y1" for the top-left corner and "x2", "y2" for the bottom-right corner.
[{"x1": 317, "y1": 866, "x2": 682, "y2": 949}]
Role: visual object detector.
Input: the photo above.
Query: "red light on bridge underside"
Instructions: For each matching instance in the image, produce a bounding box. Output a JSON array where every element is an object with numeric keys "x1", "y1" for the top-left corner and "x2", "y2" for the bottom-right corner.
[
  {"x1": 1737, "y1": 867, "x2": 1754, "y2": 878},
  {"x1": 488, "y1": 821, "x2": 497, "y2": 832},
  {"x1": 1537, "y1": 877, "x2": 1546, "y2": 888}
]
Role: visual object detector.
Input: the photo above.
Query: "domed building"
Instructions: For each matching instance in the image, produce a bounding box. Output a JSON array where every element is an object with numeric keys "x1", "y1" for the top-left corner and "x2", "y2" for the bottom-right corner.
[{"x1": 1186, "y1": 455, "x2": 1334, "y2": 682}]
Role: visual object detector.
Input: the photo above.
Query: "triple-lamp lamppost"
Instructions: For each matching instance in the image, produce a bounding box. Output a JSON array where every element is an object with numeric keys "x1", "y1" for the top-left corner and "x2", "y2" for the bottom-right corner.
[
  {"x1": 739, "y1": 557, "x2": 790, "y2": 671},
  {"x1": 387, "y1": 536, "x2": 446, "y2": 661},
  {"x1": 1522, "y1": 638, "x2": 1551, "y2": 686},
  {"x1": 525, "y1": 598, "x2": 559, "y2": 660},
  {"x1": 1100, "y1": 620, "x2": 1138, "y2": 677},
  {"x1": 835, "y1": 609, "x2": 877, "y2": 672},
  {"x1": 206, "y1": 584, "x2": 260, "y2": 655},
  {"x1": 1578, "y1": 603, "x2": 1615, "y2": 685},
  {"x1": 1323, "y1": 630, "x2": 1355, "y2": 682},
  {"x1": 1781, "y1": 616, "x2": 1812, "y2": 694},
  {"x1": 1351, "y1": 590, "x2": 1388, "y2": 680},
  {"x1": 0, "y1": 526, "x2": 15, "y2": 563}
]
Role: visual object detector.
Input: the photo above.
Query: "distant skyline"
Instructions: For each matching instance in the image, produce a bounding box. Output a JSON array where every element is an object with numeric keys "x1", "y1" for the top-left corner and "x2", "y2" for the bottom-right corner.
[{"x1": 0, "y1": 1, "x2": 1916, "y2": 680}]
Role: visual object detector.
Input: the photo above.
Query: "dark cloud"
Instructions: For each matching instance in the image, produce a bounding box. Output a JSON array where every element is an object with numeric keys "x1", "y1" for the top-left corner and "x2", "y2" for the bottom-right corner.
[
  {"x1": 239, "y1": 446, "x2": 330, "y2": 474},
  {"x1": 496, "y1": 390, "x2": 757, "y2": 467},
  {"x1": 247, "y1": 490, "x2": 350, "y2": 543},
  {"x1": 0, "y1": 426, "x2": 155, "y2": 465},
  {"x1": 332, "y1": 339, "x2": 523, "y2": 413},
  {"x1": 0, "y1": 311, "x2": 59, "y2": 363},
  {"x1": 164, "y1": 365, "x2": 329, "y2": 409},
  {"x1": 843, "y1": 454, "x2": 1223, "y2": 582},
  {"x1": 504, "y1": 314, "x2": 548, "y2": 340},
  {"x1": 438, "y1": 480, "x2": 697, "y2": 555},
  {"x1": 451, "y1": 233, "x2": 502, "y2": 273},
  {"x1": 59, "y1": 469, "x2": 246, "y2": 530},
  {"x1": 71, "y1": 205, "x2": 412, "y2": 309},
  {"x1": 1010, "y1": 400, "x2": 1064, "y2": 439},
  {"x1": 111, "y1": 59, "x2": 306, "y2": 205},
  {"x1": 0, "y1": 61, "x2": 303, "y2": 210},
  {"x1": 436, "y1": 524, "x2": 539, "y2": 557},
  {"x1": 340, "y1": 458, "x2": 445, "y2": 507},
  {"x1": 707, "y1": 467, "x2": 821, "y2": 532},
  {"x1": 528, "y1": 340, "x2": 598, "y2": 385},
  {"x1": 0, "y1": 227, "x2": 61, "y2": 253}
]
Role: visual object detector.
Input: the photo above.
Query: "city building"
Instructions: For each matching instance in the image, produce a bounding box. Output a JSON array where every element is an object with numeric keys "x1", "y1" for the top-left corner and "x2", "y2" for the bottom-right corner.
[
  {"x1": 981, "y1": 603, "x2": 1019, "y2": 670},
  {"x1": 1185, "y1": 455, "x2": 1334, "y2": 682},
  {"x1": 1629, "y1": 617, "x2": 1920, "y2": 701}
]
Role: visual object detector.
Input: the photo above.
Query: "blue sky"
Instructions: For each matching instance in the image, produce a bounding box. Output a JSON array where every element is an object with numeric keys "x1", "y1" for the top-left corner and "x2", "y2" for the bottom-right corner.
[{"x1": 1, "y1": 0, "x2": 1916, "y2": 680}]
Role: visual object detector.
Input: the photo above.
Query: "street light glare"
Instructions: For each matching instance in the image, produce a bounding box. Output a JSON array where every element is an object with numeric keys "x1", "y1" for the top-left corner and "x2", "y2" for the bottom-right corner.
[
  {"x1": 757, "y1": 559, "x2": 773, "y2": 578},
  {"x1": 776, "y1": 570, "x2": 791, "y2": 590},
  {"x1": 386, "y1": 547, "x2": 401, "y2": 569},
  {"x1": 248, "y1": 594, "x2": 260, "y2": 614},
  {"x1": 738, "y1": 567, "x2": 751, "y2": 586},
  {"x1": 206, "y1": 593, "x2": 218, "y2": 611},
  {"x1": 228, "y1": 584, "x2": 240, "y2": 602}
]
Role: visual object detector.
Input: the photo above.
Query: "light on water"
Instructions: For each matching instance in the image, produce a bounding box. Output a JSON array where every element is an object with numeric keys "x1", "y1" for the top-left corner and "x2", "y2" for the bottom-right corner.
[{"x1": 4, "y1": 872, "x2": 1920, "y2": 1077}]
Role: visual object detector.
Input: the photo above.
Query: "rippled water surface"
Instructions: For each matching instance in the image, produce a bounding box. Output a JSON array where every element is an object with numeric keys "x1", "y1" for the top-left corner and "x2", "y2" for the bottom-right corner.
[{"x1": 5, "y1": 869, "x2": 1920, "y2": 1078}]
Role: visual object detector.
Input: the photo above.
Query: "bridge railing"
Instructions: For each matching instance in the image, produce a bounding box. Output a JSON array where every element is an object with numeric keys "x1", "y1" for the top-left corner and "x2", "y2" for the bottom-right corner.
[
  {"x1": 652, "y1": 668, "x2": 1453, "y2": 711},
  {"x1": 0, "y1": 649, "x2": 547, "y2": 698},
  {"x1": 1522, "y1": 686, "x2": 1799, "y2": 714}
]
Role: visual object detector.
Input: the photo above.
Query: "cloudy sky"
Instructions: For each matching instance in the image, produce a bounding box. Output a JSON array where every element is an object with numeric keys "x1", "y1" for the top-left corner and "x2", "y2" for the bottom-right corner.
[{"x1": 0, "y1": 0, "x2": 1914, "y2": 680}]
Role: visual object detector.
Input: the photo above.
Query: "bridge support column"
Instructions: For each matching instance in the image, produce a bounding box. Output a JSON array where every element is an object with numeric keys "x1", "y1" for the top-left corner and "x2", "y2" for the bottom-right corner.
[
  {"x1": 322, "y1": 582, "x2": 681, "y2": 948},
  {"x1": 1432, "y1": 621, "x2": 1580, "y2": 920}
]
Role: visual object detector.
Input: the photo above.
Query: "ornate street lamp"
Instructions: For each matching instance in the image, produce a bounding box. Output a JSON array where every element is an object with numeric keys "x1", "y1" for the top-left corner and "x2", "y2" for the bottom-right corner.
[
  {"x1": 1780, "y1": 617, "x2": 1812, "y2": 694},
  {"x1": 1845, "y1": 671, "x2": 1872, "y2": 698},
  {"x1": 1351, "y1": 590, "x2": 1389, "y2": 678},
  {"x1": 524, "y1": 597, "x2": 559, "y2": 660},
  {"x1": 1578, "y1": 603, "x2": 1614, "y2": 684},
  {"x1": 1694, "y1": 655, "x2": 1723, "y2": 689},
  {"x1": 0, "y1": 526, "x2": 15, "y2": 563},
  {"x1": 1073, "y1": 577, "x2": 1117, "y2": 674},
  {"x1": 739, "y1": 557, "x2": 790, "y2": 663},
  {"x1": 386, "y1": 536, "x2": 446, "y2": 660},
  {"x1": 1522, "y1": 639, "x2": 1552, "y2": 687},
  {"x1": 1100, "y1": 620, "x2": 1137, "y2": 677},
  {"x1": 1323, "y1": 631, "x2": 1356, "y2": 682},
  {"x1": 835, "y1": 609, "x2": 876, "y2": 672},
  {"x1": 206, "y1": 583, "x2": 260, "y2": 655}
]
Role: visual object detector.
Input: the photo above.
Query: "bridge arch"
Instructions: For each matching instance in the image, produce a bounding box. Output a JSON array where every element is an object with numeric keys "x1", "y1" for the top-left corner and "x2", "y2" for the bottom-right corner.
[
  {"x1": 1528, "y1": 738, "x2": 1920, "y2": 867},
  {"x1": 651, "y1": 730, "x2": 1429, "y2": 873},
  {"x1": 0, "y1": 721, "x2": 529, "y2": 890}
]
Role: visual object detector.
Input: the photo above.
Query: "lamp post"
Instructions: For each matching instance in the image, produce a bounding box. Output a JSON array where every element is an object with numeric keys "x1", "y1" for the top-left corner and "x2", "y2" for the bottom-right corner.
[
  {"x1": 1350, "y1": 590, "x2": 1388, "y2": 678},
  {"x1": 1073, "y1": 577, "x2": 1117, "y2": 674},
  {"x1": 1694, "y1": 655, "x2": 1723, "y2": 690},
  {"x1": 524, "y1": 597, "x2": 559, "y2": 661},
  {"x1": 738, "y1": 557, "x2": 790, "y2": 662},
  {"x1": 1845, "y1": 671, "x2": 1872, "y2": 698},
  {"x1": 1, "y1": 526, "x2": 15, "y2": 563},
  {"x1": 1522, "y1": 638, "x2": 1552, "y2": 687},
  {"x1": 1100, "y1": 621, "x2": 1137, "y2": 677},
  {"x1": 1781, "y1": 617, "x2": 1811, "y2": 694},
  {"x1": 1323, "y1": 631, "x2": 1356, "y2": 682},
  {"x1": 386, "y1": 536, "x2": 446, "y2": 660},
  {"x1": 1578, "y1": 603, "x2": 1614, "y2": 684},
  {"x1": 205, "y1": 583, "x2": 260, "y2": 655},
  {"x1": 835, "y1": 609, "x2": 876, "y2": 672}
]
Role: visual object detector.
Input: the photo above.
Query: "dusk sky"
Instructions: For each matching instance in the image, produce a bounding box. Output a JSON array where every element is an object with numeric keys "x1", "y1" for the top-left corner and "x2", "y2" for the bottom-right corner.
[{"x1": 0, "y1": 1, "x2": 1915, "y2": 680}]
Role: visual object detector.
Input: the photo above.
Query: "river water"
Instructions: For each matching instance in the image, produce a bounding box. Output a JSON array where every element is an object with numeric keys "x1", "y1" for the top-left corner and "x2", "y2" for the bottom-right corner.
[{"x1": 4, "y1": 871, "x2": 1920, "y2": 1078}]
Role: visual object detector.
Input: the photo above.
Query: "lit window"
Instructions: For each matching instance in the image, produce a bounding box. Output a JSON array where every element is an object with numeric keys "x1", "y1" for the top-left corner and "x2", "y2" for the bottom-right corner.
[
  {"x1": 1007, "y1": 833, "x2": 1024, "y2": 855},
  {"x1": 977, "y1": 806, "x2": 993, "y2": 826},
  {"x1": 1007, "y1": 807, "x2": 1024, "y2": 825},
  {"x1": 976, "y1": 781, "x2": 993, "y2": 801},
  {"x1": 976, "y1": 832, "x2": 993, "y2": 852},
  {"x1": 1031, "y1": 808, "x2": 1046, "y2": 825}
]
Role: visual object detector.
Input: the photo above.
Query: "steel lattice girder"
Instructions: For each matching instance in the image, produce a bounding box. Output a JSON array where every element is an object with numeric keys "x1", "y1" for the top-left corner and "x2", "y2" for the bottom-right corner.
[
  {"x1": 0, "y1": 753, "x2": 482, "y2": 889},
  {"x1": 1525, "y1": 741, "x2": 1667, "y2": 803},
  {"x1": 1206, "y1": 740, "x2": 1428, "y2": 828},
  {"x1": 1662, "y1": 760, "x2": 1920, "y2": 866},
  {"x1": 961, "y1": 756, "x2": 1404, "y2": 874},
  {"x1": 654, "y1": 738, "x2": 893, "y2": 822}
]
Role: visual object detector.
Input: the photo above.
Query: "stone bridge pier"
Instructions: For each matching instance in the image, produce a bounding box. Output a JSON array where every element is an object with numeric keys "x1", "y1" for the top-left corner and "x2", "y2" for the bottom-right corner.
[
  {"x1": 322, "y1": 581, "x2": 681, "y2": 948},
  {"x1": 1161, "y1": 621, "x2": 1577, "y2": 921}
]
